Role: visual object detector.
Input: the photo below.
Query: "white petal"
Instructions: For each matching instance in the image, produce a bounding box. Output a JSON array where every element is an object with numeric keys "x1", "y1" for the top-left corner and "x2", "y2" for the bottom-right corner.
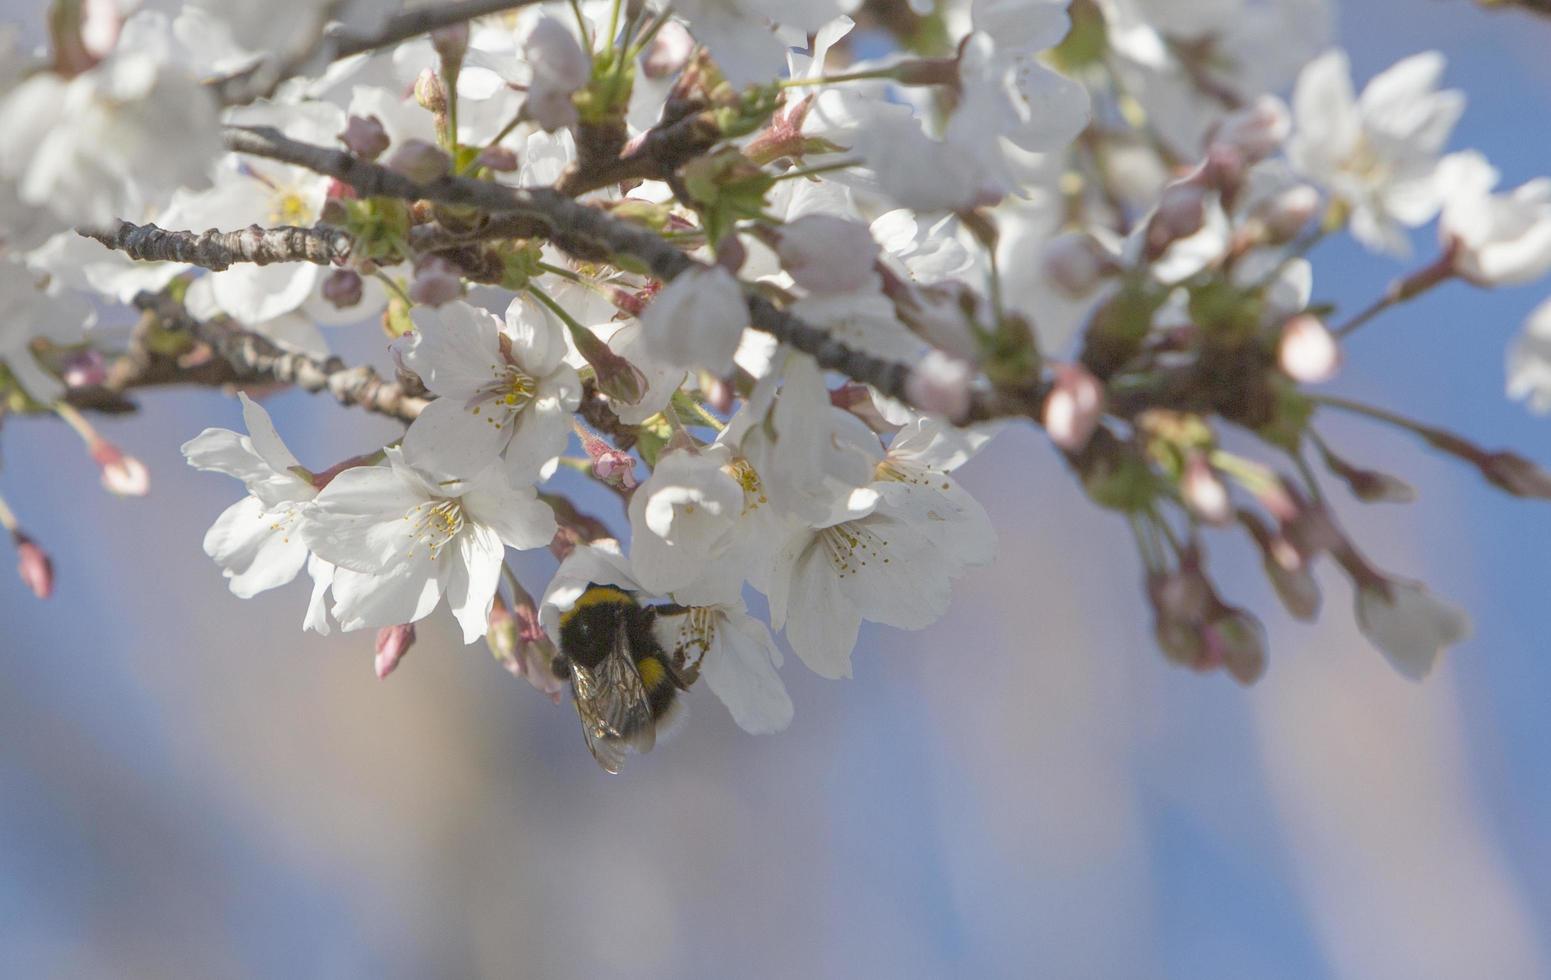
[
  {"x1": 329, "y1": 561, "x2": 443, "y2": 633},
  {"x1": 463, "y1": 474, "x2": 557, "y2": 551},
  {"x1": 781, "y1": 538, "x2": 861, "y2": 679},
  {"x1": 237, "y1": 392, "x2": 300, "y2": 474},
  {"x1": 398, "y1": 300, "x2": 504, "y2": 399},
  {"x1": 302, "y1": 465, "x2": 426, "y2": 572},
  {"x1": 201, "y1": 496, "x2": 307, "y2": 597},
  {"x1": 400, "y1": 393, "x2": 514, "y2": 482},
  {"x1": 703, "y1": 609, "x2": 794, "y2": 734},
  {"x1": 444, "y1": 523, "x2": 505, "y2": 644}
]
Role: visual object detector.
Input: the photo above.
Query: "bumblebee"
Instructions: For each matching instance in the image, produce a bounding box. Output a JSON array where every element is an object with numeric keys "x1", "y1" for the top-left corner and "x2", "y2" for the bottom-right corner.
[{"x1": 554, "y1": 584, "x2": 698, "y2": 773}]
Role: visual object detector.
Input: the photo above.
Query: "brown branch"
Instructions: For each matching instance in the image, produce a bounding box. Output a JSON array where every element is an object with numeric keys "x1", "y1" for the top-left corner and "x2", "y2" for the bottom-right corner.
[
  {"x1": 331, "y1": 0, "x2": 546, "y2": 59},
  {"x1": 82, "y1": 221, "x2": 352, "y2": 272},
  {"x1": 65, "y1": 295, "x2": 427, "y2": 424},
  {"x1": 557, "y1": 108, "x2": 723, "y2": 197},
  {"x1": 211, "y1": 0, "x2": 546, "y2": 106},
  {"x1": 222, "y1": 125, "x2": 1043, "y2": 424}
]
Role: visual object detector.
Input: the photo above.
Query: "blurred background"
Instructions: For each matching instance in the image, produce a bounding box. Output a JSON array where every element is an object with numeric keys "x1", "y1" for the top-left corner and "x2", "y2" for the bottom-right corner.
[{"x1": 4, "y1": 1, "x2": 1551, "y2": 977}]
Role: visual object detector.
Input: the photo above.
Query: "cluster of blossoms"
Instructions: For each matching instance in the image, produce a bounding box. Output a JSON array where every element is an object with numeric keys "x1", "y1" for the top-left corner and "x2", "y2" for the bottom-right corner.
[{"x1": 3, "y1": 0, "x2": 1550, "y2": 762}]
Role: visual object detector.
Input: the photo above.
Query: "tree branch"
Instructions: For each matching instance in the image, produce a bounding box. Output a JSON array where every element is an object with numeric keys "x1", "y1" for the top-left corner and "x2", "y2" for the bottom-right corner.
[
  {"x1": 82, "y1": 221, "x2": 353, "y2": 272},
  {"x1": 221, "y1": 125, "x2": 1043, "y2": 424},
  {"x1": 331, "y1": 0, "x2": 546, "y2": 59},
  {"x1": 65, "y1": 295, "x2": 427, "y2": 424},
  {"x1": 211, "y1": 0, "x2": 546, "y2": 106}
]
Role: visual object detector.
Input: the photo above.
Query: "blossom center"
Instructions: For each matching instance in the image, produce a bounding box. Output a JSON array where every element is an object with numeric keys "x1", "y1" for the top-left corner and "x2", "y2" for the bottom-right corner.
[
  {"x1": 266, "y1": 184, "x2": 317, "y2": 226},
  {"x1": 468, "y1": 365, "x2": 538, "y2": 427},
  {"x1": 818, "y1": 521, "x2": 891, "y2": 579},
  {"x1": 726, "y1": 458, "x2": 769, "y2": 514},
  {"x1": 408, "y1": 498, "x2": 466, "y2": 559}
]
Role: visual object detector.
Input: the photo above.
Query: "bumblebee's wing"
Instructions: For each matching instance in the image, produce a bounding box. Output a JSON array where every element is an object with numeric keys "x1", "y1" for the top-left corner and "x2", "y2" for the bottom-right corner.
[{"x1": 571, "y1": 630, "x2": 655, "y2": 773}]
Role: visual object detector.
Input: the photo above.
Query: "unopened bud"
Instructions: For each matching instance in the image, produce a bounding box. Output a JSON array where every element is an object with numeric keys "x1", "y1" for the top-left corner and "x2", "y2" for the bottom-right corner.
[
  {"x1": 1043, "y1": 363, "x2": 1104, "y2": 452},
  {"x1": 385, "y1": 139, "x2": 451, "y2": 183},
  {"x1": 572, "y1": 327, "x2": 648, "y2": 405},
  {"x1": 1182, "y1": 454, "x2": 1232, "y2": 525},
  {"x1": 90, "y1": 440, "x2": 149, "y2": 496},
  {"x1": 340, "y1": 114, "x2": 390, "y2": 160},
  {"x1": 14, "y1": 533, "x2": 53, "y2": 600},
  {"x1": 1241, "y1": 511, "x2": 1321, "y2": 620},
  {"x1": 904, "y1": 351, "x2": 975, "y2": 423},
  {"x1": 1042, "y1": 232, "x2": 1114, "y2": 298},
  {"x1": 374, "y1": 624, "x2": 416, "y2": 679},
  {"x1": 477, "y1": 145, "x2": 519, "y2": 172},
  {"x1": 707, "y1": 376, "x2": 736, "y2": 416},
  {"x1": 1211, "y1": 95, "x2": 1290, "y2": 165},
  {"x1": 1259, "y1": 184, "x2": 1321, "y2": 242},
  {"x1": 322, "y1": 270, "x2": 364, "y2": 309},
  {"x1": 408, "y1": 257, "x2": 462, "y2": 307},
  {"x1": 1207, "y1": 606, "x2": 1267, "y2": 685},
  {"x1": 642, "y1": 21, "x2": 695, "y2": 78},
  {"x1": 593, "y1": 449, "x2": 638, "y2": 488},
  {"x1": 414, "y1": 68, "x2": 448, "y2": 115},
  {"x1": 62, "y1": 349, "x2": 108, "y2": 388},
  {"x1": 1318, "y1": 443, "x2": 1416, "y2": 503},
  {"x1": 574, "y1": 421, "x2": 639, "y2": 489},
  {"x1": 1278, "y1": 313, "x2": 1341, "y2": 384},
  {"x1": 1147, "y1": 182, "x2": 1207, "y2": 256},
  {"x1": 1479, "y1": 450, "x2": 1551, "y2": 499}
]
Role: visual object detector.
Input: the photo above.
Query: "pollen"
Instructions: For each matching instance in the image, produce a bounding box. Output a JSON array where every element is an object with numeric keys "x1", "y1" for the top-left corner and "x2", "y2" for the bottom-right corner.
[
  {"x1": 268, "y1": 189, "x2": 316, "y2": 226},
  {"x1": 819, "y1": 521, "x2": 888, "y2": 578},
  {"x1": 726, "y1": 458, "x2": 769, "y2": 513},
  {"x1": 467, "y1": 365, "x2": 539, "y2": 427},
  {"x1": 407, "y1": 498, "x2": 466, "y2": 559}
]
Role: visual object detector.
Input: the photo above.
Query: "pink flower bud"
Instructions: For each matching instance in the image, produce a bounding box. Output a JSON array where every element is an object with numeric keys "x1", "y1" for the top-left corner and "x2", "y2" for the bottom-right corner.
[
  {"x1": 374, "y1": 624, "x2": 417, "y2": 679},
  {"x1": 408, "y1": 257, "x2": 462, "y2": 307},
  {"x1": 1043, "y1": 363, "x2": 1104, "y2": 452},
  {"x1": 340, "y1": 115, "x2": 390, "y2": 160},
  {"x1": 1258, "y1": 184, "x2": 1321, "y2": 242},
  {"x1": 1211, "y1": 95, "x2": 1290, "y2": 165},
  {"x1": 904, "y1": 351, "x2": 975, "y2": 423},
  {"x1": 80, "y1": 0, "x2": 123, "y2": 59},
  {"x1": 385, "y1": 139, "x2": 451, "y2": 184},
  {"x1": 1278, "y1": 313, "x2": 1341, "y2": 384},
  {"x1": 707, "y1": 377, "x2": 736, "y2": 416},
  {"x1": 14, "y1": 533, "x2": 53, "y2": 600},
  {"x1": 1041, "y1": 232, "x2": 1114, "y2": 298},
  {"x1": 476, "y1": 146, "x2": 519, "y2": 172},
  {"x1": 413, "y1": 68, "x2": 448, "y2": 114},
  {"x1": 322, "y1": 270, "x2": 364, "y2": 309},
  {"x1": 643, "y1": 21, "x2": 695, "y2": 78},
  {"x1": 1147, "y1": 182, "x2": 1208, "y2": 255},
  {"x1": 90, "y1": 440, "x2": 148, "y2": 496},
  {"x1": 62, "y1": 350, "x2": 108, "y2": 389},
  {"x1": 593, "y1": 449, "x2": 638, "y2": 488},
  {"x1": 1206, "y1": 606, "x2": 1267, "y2": 686},
  {"x1": 1182, "y1": 454, "x2": 1231, "y2": 525},
  {"x1": 1479, "y1": 451, "x2": 1551, "y2": 499}
]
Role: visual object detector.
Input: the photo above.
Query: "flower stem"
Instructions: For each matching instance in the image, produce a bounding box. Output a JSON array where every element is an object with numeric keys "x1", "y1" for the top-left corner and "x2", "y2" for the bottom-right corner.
[
  {"x1": 1333, "y1": 254, "x2": 1455, "y2": 339},
  {"x1": 770, "y1": 158, "x2": 862, "y2": 182}
]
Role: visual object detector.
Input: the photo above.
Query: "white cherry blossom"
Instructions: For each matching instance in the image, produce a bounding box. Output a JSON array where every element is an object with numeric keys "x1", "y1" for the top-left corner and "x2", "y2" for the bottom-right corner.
[
  {"x1": 0, "y1": 259, "x2": 93, "y2": 404},
  {"x1": 302, "y1": 448, "x2": 557, "y2": 643},
  {"x1": 0, "y1": 10, "x2": 220, "y2": 228},
  {"x1": 1288, "y1": 49, "x2": 1464, "y2": 255},
  {"x1": 181, "y1": 393, "x2": 331, "y2": 620},
  {"x1": 1437, "y1": 150, "x2": 1551, "y2": 287},
  {"x1": 394, "y1": 297, "x2": 582, "y2": 483}
]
